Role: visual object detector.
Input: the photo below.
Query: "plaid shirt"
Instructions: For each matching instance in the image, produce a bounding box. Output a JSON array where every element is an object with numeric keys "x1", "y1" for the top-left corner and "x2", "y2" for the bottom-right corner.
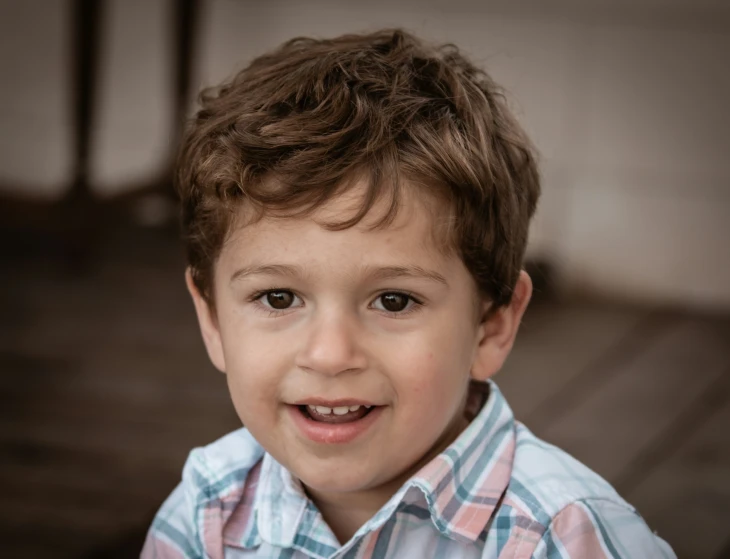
[{"x1": 142, "y1": 382, "x2": 675, "y2": 558}]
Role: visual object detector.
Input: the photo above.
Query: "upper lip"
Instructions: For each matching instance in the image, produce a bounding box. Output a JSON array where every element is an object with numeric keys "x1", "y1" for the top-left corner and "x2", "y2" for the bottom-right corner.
[{"x1": 290, "y1": 398, "x2": 378, "y2": 407}]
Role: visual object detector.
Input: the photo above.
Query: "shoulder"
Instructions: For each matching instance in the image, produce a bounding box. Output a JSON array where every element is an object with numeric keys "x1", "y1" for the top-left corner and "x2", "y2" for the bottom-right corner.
[
  {"x1": 488, "y1": 423, "x2": 675, "y2": 558},
  {"x1": 141, "y1": 428, "x2": 265, "y2": 559},
  {"x1": 531, "y1": 498, "x2": 676, "y2": 558},
  {"x1": 507, "y1": 422, "x2": 625, "y2": 520},
  {"x1": 182, "y1": 427, "x2": 265, "y2": 502}
]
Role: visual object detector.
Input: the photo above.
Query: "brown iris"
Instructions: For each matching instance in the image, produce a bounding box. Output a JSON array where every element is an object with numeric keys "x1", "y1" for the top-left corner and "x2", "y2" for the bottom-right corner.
[
  {"x1": 266, "y1": 291, "x2": 294, "y2": 309},
  {"x1": 380, "y1": 293, "x2": 409, "y2": 312}
]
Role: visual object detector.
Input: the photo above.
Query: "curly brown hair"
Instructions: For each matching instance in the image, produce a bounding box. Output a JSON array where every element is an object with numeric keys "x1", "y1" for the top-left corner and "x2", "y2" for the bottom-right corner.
[{"x1": 178, "y1": 28, "x2": 540, "y2": 308}]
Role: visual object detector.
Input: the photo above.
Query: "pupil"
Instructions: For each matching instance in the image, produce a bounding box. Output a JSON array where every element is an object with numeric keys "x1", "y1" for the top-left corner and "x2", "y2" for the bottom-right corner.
[
  {"x1": 267, "y1": 291, "x2": 293, "y2": 309},
  {"x1": 382, "y1": 293, "x2": 408, "y2": 312}
]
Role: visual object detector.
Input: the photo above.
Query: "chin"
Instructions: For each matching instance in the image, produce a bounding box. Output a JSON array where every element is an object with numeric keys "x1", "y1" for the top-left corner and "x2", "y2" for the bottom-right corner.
[{"x1": 295, "y1": 461, "x2": 382, "y2": 494}]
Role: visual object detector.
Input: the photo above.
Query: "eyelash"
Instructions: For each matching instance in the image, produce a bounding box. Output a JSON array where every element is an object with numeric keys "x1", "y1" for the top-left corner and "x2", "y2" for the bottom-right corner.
[{"x1": 247, "y1": 288, "x2": 424, "y2": 318}]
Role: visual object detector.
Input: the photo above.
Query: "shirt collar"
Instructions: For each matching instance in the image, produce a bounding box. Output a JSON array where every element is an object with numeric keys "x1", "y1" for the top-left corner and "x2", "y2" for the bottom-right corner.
[
  {"x1": 403, "y1": 380, "x2": 516, "y2": 542},
  {"x1": 239, "y1": 380, "x2": 516, "y2": 552}
]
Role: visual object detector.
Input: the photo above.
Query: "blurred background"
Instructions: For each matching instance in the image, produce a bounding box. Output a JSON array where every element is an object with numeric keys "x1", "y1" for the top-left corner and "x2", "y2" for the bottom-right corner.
[{"x1": 0, "y1": 0, "x2": 728, "y2": 557}]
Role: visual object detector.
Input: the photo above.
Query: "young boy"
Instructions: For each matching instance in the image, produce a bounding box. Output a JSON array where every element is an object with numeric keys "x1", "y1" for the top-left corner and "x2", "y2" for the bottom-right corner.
[{"x1": 143, "y1": 29, "x2": 675, "y2": 558}]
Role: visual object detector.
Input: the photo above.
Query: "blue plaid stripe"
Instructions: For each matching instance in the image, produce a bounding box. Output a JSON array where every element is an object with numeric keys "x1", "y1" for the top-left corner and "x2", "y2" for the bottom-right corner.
[{"x1": 150, "y1": 515, "x2": 199, "y2": 558}]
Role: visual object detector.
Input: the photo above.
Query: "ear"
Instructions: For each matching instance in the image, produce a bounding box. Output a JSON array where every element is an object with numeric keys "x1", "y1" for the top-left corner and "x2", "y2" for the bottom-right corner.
[
  {"x1": 185, "y1": 268, "x2": 227, "y2": 373},
  {"x1": 470, "y1": 270, "x2": 533, "y2": 382}
]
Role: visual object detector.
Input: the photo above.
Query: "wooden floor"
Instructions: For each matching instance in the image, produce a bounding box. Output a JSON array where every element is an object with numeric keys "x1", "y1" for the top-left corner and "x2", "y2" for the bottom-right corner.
[{"x1": 1, "y1": 225, "x2": 729, "y2": 558}]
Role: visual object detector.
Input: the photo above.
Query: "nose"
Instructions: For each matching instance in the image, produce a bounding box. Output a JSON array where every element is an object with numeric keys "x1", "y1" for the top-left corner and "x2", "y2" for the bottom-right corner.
[{"x1": 295, "y1": 309, "x2": 367, "y2": 376}]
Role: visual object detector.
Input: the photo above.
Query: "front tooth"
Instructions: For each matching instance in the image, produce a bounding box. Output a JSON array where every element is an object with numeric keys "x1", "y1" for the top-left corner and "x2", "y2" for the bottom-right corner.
[
  {"x1": 348, "y1": 405, "x2": 361, "y2": 412},
  {"x1": 314, "y1": 405, "x2": 332, "y2": 414},
  {"x1": 332, "y1": 406, "x2": 349, "y2": 415}
]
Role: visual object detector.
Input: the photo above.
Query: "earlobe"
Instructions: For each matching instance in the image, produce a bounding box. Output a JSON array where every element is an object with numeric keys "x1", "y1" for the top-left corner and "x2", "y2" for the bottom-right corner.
[
  {"x1": 185, "y1": 269, "x2": 227, "y2": 373},
  {"x1": 470, "y1": 271, "x2": 533, "y2": 382}
]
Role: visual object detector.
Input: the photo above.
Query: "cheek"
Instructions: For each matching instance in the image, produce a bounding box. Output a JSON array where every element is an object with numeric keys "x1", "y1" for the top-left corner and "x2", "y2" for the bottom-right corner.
[
  {"x1": 401, "y1": 319, "x2": 476, "y2": 378},
  {"x1": 388, "y1": 322, "x2": 476, "y2": 417},
  {"x1": 225, "y1": 360, "x2": 283, "y2": 446},
  {"x1": 219, "y1": 327, "x2": 285, "y2": 413},
  {"x1": 394, "y1": 349, "x2": 468, "y2": 419}
]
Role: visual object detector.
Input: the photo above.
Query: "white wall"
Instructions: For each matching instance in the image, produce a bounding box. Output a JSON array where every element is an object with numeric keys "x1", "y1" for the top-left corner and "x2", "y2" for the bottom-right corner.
[
  {"x1": 555, "y1": 23, "x2": 730, "y2": 308},
  {"x1": 89, "y1": 0, "x2": 175, "y2": 194},
  {"x1": 0, "y1": 0, "x2": 72, "y2": 197},
  {"x1": 1, "y1": 0, "x2": 728, "y2": 308}
]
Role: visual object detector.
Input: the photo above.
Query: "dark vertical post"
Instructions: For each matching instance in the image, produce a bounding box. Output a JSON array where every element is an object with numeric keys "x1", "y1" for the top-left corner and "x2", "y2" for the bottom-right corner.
[
  {"x1": 172, "y1": 0, "x2": 199, "y2": 161},
  {"x1": 70, "y1": 0, "x2": 102, "y2": 198},
  {"x1": 62, "y1": 0, "x2": 103, "y2": 268}
]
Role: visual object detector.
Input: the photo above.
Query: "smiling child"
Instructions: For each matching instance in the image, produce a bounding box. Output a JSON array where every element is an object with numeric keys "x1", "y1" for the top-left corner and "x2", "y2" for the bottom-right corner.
[{"x1": 142, "y1": 29, "x2": 675, "y2": 559}]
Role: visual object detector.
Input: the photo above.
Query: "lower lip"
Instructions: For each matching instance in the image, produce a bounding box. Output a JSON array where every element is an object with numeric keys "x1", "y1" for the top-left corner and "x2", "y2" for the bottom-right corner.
[{"x1": 288, "y1": 405, "x2": 384, "y2": 444}]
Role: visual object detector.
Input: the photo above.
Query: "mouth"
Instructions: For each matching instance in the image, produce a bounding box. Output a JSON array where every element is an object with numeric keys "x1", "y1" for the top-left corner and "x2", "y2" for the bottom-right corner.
[
  {"x1": 287, "y1": 401, "x2": 384, "y2": 444},
  {"x1": 298, "y1": 403, "x2": 375, "y2": 424}
]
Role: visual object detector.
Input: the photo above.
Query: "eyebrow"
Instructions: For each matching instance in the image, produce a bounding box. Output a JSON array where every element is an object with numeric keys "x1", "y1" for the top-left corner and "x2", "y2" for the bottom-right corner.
[
  {"x1": 365, "y1": 265, "x2": 448, "y2": 286},
  {"x1": 229, "y1": 263, "x2": 448, "y2": 286},
  {"x1": 230, "y1": 264, "x2": 308, "y2": 284}
]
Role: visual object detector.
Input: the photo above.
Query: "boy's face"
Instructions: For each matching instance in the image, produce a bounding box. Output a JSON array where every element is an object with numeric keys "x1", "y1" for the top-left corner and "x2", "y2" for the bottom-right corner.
[{"x1": 188, "y1": 182, "x2": 530, "y2": 499}]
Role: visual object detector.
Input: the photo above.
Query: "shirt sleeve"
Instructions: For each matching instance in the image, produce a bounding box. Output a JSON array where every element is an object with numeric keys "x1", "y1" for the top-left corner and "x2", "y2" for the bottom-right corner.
[
  {"x1": 141, "y1": 482, "x2": 204, "y2": 559},
  {"x1": 530, "y1": 499, "x2": 676, "y2": 559}
]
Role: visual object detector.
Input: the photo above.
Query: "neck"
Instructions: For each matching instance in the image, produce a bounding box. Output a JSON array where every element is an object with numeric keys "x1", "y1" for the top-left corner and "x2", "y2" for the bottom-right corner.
[
  {"x1": 304, "y1": 410, "x2": 470, "y2": 544},
  {"x1": 305, "y1": 482, "x2": 399, "y2": 544}
]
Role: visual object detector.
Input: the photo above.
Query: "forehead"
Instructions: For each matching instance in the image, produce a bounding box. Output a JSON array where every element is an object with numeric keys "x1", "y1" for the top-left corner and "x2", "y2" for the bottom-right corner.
[{"x1": 220, "y1": 181, "x2": 454, "y2": 271}]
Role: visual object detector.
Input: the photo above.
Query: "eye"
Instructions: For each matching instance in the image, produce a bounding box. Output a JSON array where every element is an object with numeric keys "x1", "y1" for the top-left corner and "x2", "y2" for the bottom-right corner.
[
  {"x1": 258, "y1": 290, "x2": 300, "y2": 310},
  {"x1": 372, "y1": 292, "x2": 418, "y2": 313}
]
